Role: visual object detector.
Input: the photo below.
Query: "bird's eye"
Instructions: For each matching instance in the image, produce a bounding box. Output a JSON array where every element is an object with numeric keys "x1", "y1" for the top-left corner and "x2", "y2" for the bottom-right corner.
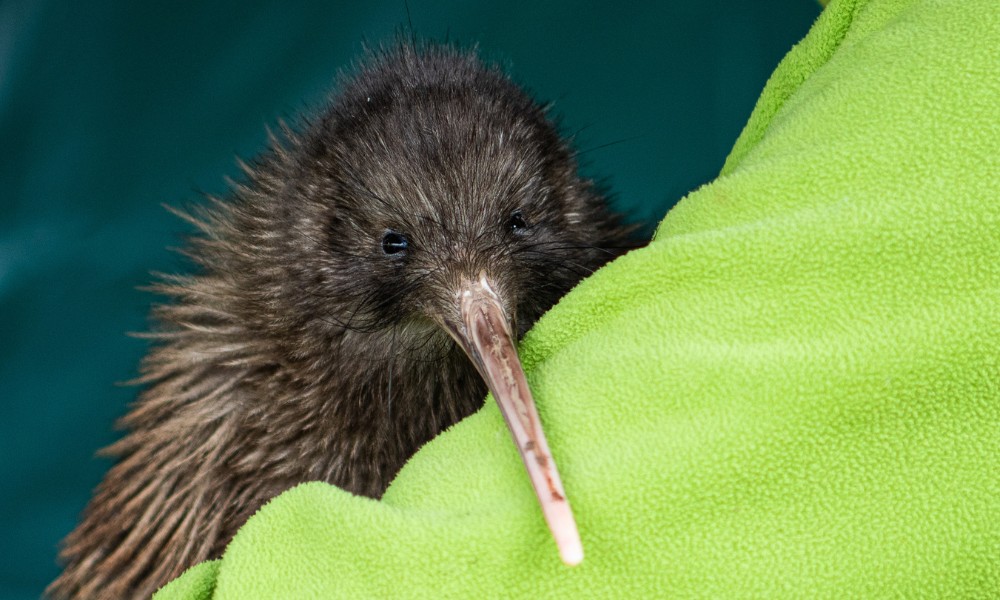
[
  {"x1": 381, "y1": 230, "x2": 409, "y2": 256},
  {"x1": 508, "y1": 210, "x2": 528, "y2": 234}
]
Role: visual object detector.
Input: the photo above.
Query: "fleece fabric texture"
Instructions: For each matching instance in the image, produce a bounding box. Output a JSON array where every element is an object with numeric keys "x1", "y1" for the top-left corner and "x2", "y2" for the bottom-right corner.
[{"x1": 157, "y1": 0, "x2": 1000, "y2": 597}]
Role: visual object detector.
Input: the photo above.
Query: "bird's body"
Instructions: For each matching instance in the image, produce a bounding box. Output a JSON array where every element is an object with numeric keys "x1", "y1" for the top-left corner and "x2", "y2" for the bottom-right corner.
[{"x1": 50, "y1": 44, "x2": 632, "y2": 599}]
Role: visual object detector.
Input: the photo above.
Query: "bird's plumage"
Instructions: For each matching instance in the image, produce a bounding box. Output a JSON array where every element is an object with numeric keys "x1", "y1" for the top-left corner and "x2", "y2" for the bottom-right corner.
[{"x1": 49, "y1": 43, "x2": 633, "y2": 599}]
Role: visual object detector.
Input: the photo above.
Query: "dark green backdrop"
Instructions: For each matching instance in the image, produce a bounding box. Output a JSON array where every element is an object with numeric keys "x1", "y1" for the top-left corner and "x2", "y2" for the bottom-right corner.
[{"x1": 0, "y1": 2, "x2": 820, "y2": 597}]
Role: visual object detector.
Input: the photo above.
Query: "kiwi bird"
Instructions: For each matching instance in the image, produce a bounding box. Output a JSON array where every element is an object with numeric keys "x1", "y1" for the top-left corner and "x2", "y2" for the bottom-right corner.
[{"x1": 49, "y1": 43, "x2": 634, "y2": 599}]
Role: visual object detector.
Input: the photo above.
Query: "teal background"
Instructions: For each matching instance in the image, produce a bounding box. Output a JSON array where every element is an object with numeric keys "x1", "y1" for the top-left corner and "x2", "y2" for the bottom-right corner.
[{"x1": 0, "y1": 2, "x2": 819, "y2": 597}]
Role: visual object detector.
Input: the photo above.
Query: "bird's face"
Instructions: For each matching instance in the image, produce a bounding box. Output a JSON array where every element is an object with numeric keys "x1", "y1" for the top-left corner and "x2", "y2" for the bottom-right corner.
[{"x1": 278, "y1": 86, "x2": 617, "y2": 356}]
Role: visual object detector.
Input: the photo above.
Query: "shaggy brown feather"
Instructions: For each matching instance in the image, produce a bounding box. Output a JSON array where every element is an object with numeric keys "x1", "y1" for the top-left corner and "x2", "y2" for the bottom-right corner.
[{"x1": 49, "y1": 43, "x2": 634, "y2": 599}]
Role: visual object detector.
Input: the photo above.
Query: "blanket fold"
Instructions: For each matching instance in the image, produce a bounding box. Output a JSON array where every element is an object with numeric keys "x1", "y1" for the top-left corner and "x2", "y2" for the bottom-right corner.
[{"x1": 157, "y1": 0, "x2": 1000, "y2": 597}]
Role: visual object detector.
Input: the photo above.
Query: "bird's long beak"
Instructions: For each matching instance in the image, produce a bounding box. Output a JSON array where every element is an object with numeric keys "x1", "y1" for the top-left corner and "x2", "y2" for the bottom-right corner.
[{"x1": 443, "y1": 272, "x2": 583, "y2": 566}]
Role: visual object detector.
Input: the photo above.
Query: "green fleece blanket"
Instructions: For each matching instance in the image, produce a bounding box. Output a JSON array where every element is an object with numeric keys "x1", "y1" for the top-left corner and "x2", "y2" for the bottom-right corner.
[{"x1": 156, "y1": 0, "x2": 1000, "y2": 597}]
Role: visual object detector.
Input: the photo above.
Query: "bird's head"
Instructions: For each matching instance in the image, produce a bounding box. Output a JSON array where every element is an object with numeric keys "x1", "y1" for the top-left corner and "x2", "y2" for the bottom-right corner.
[{"x1": 188, "y1": 44, "x2": 633, "y2": 565}]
